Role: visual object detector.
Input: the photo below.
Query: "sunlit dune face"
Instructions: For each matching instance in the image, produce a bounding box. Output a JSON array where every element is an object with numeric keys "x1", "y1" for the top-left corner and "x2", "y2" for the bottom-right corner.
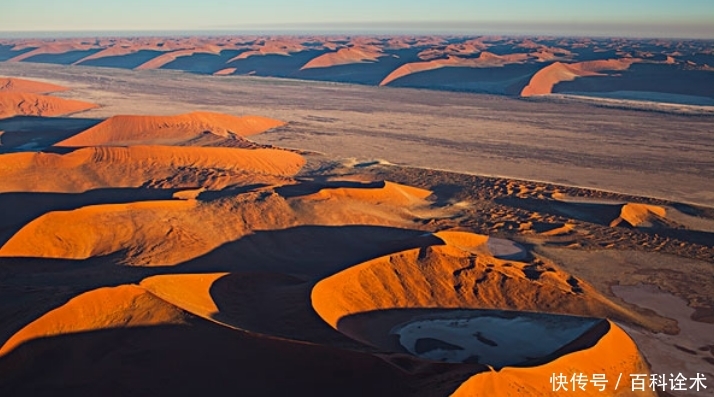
[
  {"x1": 521, "y1": 58, "x2": 639, "y2": 96},
  {"x1": 311, "y1": 231, "x2": 642, "y2": 334},
  {"x1": 300, "y1": 47, "x2": 387, "y2": 70},
  {"x1": 611, "y1": 203, "x2": 667, "y2": 228},
  {"x1": 0, "y1": 146, "x2": 305, "y2": 193},
  {"x1": 55, "y1": 111, "x2": 286, "y2": 146},
  {"x1": 379, "y1": 52, "x2": 530, "y2": 86},
  {"x1": 0, "y1": 92, "x2": 97, "y2": 119},
  {"x1": 0, "y1": 285, "x2": 188, "y2": 357},
  {"x1": 0, "y1": 77, "x2": 68, "y2": 94}
]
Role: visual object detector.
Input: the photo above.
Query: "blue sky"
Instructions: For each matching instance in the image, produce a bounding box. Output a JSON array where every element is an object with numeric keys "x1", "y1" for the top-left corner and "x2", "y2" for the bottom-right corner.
[{"x1": 2, "y1": 0, "x2": 712, "y2": 38}]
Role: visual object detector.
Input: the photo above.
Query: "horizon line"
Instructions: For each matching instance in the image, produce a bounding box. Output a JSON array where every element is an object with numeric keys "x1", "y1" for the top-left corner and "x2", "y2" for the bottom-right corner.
[{"x1": 0, "y1": 28, "x2": 712, "y2": 41}]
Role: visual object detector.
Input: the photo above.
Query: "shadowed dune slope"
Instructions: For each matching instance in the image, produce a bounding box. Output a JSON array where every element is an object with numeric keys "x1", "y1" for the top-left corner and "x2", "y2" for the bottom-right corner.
[
  {"x1": 0, "y1": 92, "x2": 97, "y2": 119},
  {"x1": 55, "y1": 111, "x2": 286, "y2": 146},
  {"x1": 0, "y1": 146, "x2": 305, "y2": 193},
  {"x1": 0, "y1": 77, "x2": 67, "y2": 94},
  {"x1": 0, "y1": 312, "x2": 439, "y2": 397},
  {"x1": 521, "y1": 59, "x2": 638, "y2": 96}
]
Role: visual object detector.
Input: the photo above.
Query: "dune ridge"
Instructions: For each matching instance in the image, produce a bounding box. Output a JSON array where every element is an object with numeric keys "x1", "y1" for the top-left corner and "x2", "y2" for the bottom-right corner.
[
  {"x1": 451, "y1": 320, "x2": 654, "y2": 396},
  {"x1": 0, "y1": 77, "x2": 67, "y2": 94},
  {"x1": 0, "y1": 145, "x2": 305, "y2": 193},
  {"x1": 521, "y1": 59, "x2": 639, "y2": 96},
  {"x1": 610, "y1": 203, "x2": 668, "y2": 228},
  {"x1": 0, "y1": 92, "x2": 97, "y2": 119},
  {"x1": 135, "y1": 46, "x2": 222, "y2": 70},
  {"x1": 0, "y1": 285, "x2": 188, "y2": 357},
  {"x1": 301, "y1": 47, "x2": 386, "y2": 70},
  {"x1": 55, "y1": 111, "x2": 286, "y2": 146},
  {"x1": 312, "y1": 231, "x2": 651, "y2": 333},
  {"x1": 379, "y1": 52, "x2": 530, "y2": 86}
]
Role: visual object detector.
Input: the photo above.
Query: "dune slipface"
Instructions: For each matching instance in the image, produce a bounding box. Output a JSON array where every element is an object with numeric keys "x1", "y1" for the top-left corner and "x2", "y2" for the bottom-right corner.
[{"x1": 55, "y1": 111, "x2": 286, "y2": 146}]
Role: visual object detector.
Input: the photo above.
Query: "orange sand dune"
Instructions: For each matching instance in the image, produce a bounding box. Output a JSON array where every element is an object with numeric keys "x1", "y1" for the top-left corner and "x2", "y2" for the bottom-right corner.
[
  {"x1": 610, "y1": 203, "x2": 668, "y2": 228},
  {"x1": 0, "y1": 146, "x2": 305, "y2": 193},
  {"x1": 451, "y1": 320, "x2": 654, "y2": 396},
  {"x1": 55, "y1": 111, "x2": 285, "y2": 147},
  {"x1": 0, "y1": 285, "x2": 187, "y2": 357},
  {"x1": 521, "y1": 58, "x2": 639, "y2": 96},
  {"x1": 0, "y1": 92, "x2": 97, "y2": 119},
  {"x1": 0, "y1": 189, "x2": 304, "y2": 265},
  {"x1": 303, "y1": 181, "x2": 432, "y2": 206},
  {"x1": 0, "y1": 296, "x2": 443, "y2": 396},
  {"x1": 380, "y1": 52, "x2": 530, "y2": 86},
  {"x1": 135, "y1": 46, "x2": 222, "y2": 70},
  {"x1": 6, "y1": 42, "x2": 98, "y2": 62},
  {"x1": 0, "y1": 77, "x2": 67, "y2": 94},
  {"x1": 228, "y1": 40, "x2": 306, "y2": 62},
  {"x1": 312, "y1": 230, "x2": 651, "y2": 332},
  {"x1": 213, "y1": 67, "x2": 237, "y2": 76},
  {"x1": 0, "y1": 200, "x2": 201, "y2": 263},
  {"x1": 72, "y1": 44, "x2": 162, "y2": 65},
  {"x1": 140, "y1": 273, "x2": 227, "y2": 320},
  {"x1": 300, "y1": 47, "x2": 387, "y2": 70},
  {"x1": 288, "y1": 180, "x2": 456, "y2": 227},
  {"x1": 0, "y1": 179, "x2": 444, "y2": 265},
  {"x1": 417, "y1": 41, "x2": 488, "y2": 61}
]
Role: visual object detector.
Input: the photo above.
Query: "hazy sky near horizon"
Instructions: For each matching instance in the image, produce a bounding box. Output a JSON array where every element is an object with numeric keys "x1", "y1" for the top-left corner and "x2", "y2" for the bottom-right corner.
[{"x1": 2, "y1": 0, "x2": 713, "y2": 38}]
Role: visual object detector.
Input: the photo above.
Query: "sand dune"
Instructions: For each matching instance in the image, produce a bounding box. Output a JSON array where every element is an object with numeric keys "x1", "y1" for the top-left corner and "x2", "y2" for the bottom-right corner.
[
  {"x1": 71, "y1": 42, "x2": 168, "y2": 65},
  {"x1": 521, "y1": 59, "x2": 639, "y2": 96},
  {"x1": 610, "y1": 203, "x2": 668, "y2": 228},
  {"x1": 0, "y1": 285, "x2": 187, "y2": 357},
  {"x1": 55, "y1": 111, "x2": 285, "y2": 146},
  {"x1": 140, "y1": 273, "x2": 227, "y2": 320},
  {"x1": 0, "y1": 92, "x2": 97, "y2": 119},
  {"x1": 135, "y1": 47, "x2": 222, "y2": 70},
  {"x1": 0, "y1": 44, "x2": 710, "y2": 395},
  {"x1": 0, "y1": 146, "x2": 305, "y2": 193},
  {"x1": 0, "y1": 179, "x2": 444, "y2": 265},
  {"x1": 6, "y1": 42, "x2": 98, "y2": 63},
  {"x1": 300, "y1": 46, "x2": 386, "y2": 70},
  {"x1": 213, "y1": 67, "x2": 237, "y2": 76},
  {"x1": 227, "y1": 39, "x2": 306, "y2": 61},
  {"x1": 380, "y1": 52, "x2": 530, "y2": 86},
  {"x1": 0, "y1": 77, "x2": 67, "y2": 94},
  {"x1": 302, "y1": 181, "x2": 432, "y2": 206},
  {"x1": 312, "y1": 230, "x2": 649, "y2": 334},
  {"x1": 451, "y1": 320, "x2": 654, "y2": 396}
]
